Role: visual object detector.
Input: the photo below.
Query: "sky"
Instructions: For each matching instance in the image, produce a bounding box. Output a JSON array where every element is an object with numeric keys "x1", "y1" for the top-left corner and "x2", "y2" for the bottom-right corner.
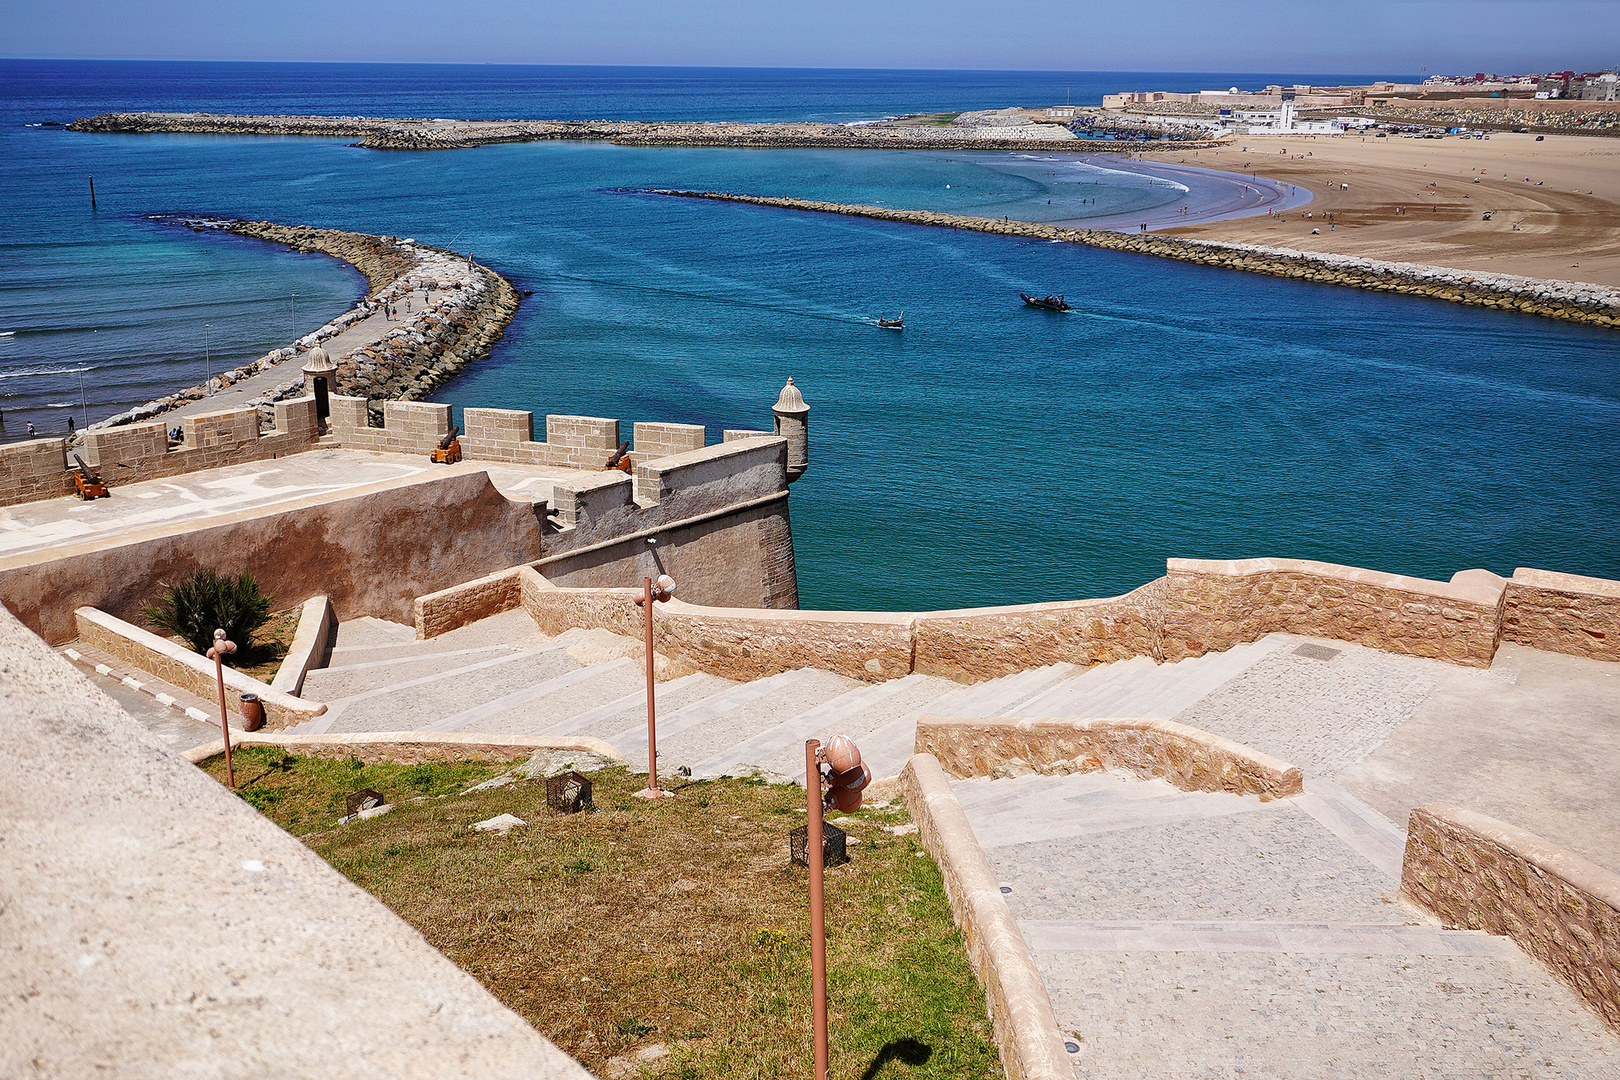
[{"x1": 7, "y1": 0, "x2": 1617, "y2": 74}]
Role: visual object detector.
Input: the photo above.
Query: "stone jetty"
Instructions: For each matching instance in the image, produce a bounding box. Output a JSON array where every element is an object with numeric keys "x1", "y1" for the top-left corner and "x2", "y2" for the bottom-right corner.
[
  {"x1": 67, "y1": 111, "x2": 1215, "y2": 153},
  {"x1": 655, "y1": 191, "x2": 1620, "y2": 329},
  {"x1": 96, "y1": 218, "x2": 520, "y2": 430}
]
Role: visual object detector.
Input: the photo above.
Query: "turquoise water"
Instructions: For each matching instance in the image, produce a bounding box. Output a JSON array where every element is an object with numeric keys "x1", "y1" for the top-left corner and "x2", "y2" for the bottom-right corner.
[{"x1": 1, "y1": 62, "x2": 1615, "y2": 609}]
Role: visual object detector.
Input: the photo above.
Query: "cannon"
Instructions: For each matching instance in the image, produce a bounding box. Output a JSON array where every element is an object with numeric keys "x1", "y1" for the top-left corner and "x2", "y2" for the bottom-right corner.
[
  {"x1": 431, "y1": 424, "x2": 462, "y2": 464},
  {"x1": 603, "y1": 440, "x2": 632, "y2": 473},
  {"x1": 71, "y1": 453, "x2": 108, "y2": 500}
]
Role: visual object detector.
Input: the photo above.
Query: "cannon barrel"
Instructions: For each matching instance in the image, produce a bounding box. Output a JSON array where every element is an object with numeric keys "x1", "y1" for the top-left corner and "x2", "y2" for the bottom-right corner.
[
  {"x1": 72, "y1": 453, "x2": 100, "y2": 485},
  {"x1": 438, "y1": 425, "x2": 460, "y2": 451}
]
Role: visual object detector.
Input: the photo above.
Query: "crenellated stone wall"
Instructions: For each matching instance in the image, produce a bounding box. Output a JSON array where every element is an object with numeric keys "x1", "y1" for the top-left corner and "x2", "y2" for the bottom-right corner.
[{"x1": 1401, "y1": 802, "x2": 1620, "y2": 1035}]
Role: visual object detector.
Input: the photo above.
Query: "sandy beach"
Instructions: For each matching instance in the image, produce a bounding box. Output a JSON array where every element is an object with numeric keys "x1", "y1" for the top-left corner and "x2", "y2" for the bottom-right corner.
[{"x1": 1149, "y1": 131, "x2": 1620, "y2": 288}]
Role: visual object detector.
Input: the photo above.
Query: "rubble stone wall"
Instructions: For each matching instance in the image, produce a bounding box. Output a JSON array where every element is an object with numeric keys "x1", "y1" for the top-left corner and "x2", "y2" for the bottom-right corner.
[
  {"x1": 1401, "y1": 803, "x2": 1620, "y2": 1035},
  {"x1": 1501, "y1": 567, "x2": 1620, "y2": 662},
  {"x1": 915, "y1": 715, "x2": 1303, "y2": 799}
]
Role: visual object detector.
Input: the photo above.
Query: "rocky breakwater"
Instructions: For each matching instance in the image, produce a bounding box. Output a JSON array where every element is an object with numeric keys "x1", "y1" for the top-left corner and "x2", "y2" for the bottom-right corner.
[
  {"x1": 95, "y1": 217, "x2": 520, "y2": 430},
  {"x1": 654, "y1": 191, "x2": 1620, "y2": 330},
  {"x1": 69, "y1": 111, "x2": 1215, "y2": 154}
]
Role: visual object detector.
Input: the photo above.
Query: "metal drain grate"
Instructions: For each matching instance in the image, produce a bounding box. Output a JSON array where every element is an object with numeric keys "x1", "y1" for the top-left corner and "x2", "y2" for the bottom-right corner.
[{"x1": 1294, "y1": 643, "x2": 1342, "y2": 661}]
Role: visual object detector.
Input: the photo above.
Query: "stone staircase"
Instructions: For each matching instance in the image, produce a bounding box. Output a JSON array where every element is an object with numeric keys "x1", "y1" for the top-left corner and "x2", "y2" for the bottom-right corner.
[{"x1": 281, "y1": 611, "x2": 1299, "y2": 784}]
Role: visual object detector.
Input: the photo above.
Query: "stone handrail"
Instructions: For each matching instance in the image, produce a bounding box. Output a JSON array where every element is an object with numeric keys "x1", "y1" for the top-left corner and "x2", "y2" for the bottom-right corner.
[
  {"x1": 1501, "y1": 567, "x2": 1620, "y2": 662},
  {"x1": 915, "y1": 715, "x2": 1303, "y2": 799},
  {"x1": 270, "y1": 596, "x2": 336, "y2": 696},
  {"x1": 183, "y1": 730, "x2": 622, "y2": 767},
  {"x1": 1401, "y1": 802, "x2": 1620, "y2": 1035},
  {"x1": 74, "y1": 607, "x2": 324, "y2": 731},
  {"x1": 900, "y1": 753, "x2": 1074, "y2": 1080}
]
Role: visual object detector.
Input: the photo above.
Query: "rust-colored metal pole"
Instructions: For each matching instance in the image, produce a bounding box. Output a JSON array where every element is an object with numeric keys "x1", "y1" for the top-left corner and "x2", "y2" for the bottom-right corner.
[
  {"x1": 807, "y1": 738, "x2": 829, "y2": 1080},
  {"x1": 214, "y1": 644, "x2": 235, "y2": 789},
  {"x1": 644, "y1": 576, "x2": 658, "y2": 795}
]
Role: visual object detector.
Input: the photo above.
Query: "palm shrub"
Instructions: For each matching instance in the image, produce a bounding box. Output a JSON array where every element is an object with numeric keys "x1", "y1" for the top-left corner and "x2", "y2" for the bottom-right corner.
[{"x1": 144, "y1": 570, "x2": 274, "y2": 656}]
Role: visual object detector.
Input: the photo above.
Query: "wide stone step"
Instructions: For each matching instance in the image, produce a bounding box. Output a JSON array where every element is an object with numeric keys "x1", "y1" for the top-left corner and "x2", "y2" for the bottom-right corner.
[
  {"x1": 301, "y1": 643, "x2": 523, "y2": 700},
  {"x1": 419, "y1": 657, "x2": 646, "y2": 736},
  {"x1": 310, "y1": 641, "x2": 582, "y2": 734},
  {"x1": 696, "y1": 672, "x2": 962, "y2": 782},
  {"x1": 928, "y1": 663, "x2": 1084, "y2": 719},
  {"x1": 611, "y1": 669, "x2": 862, "y2": 775},
  {"x1": 530, "y1": 672, "x2": 739, "y2": 742},
  {"x1": 1016, "y1": 655, "x2": 1159, "y2": 716}
]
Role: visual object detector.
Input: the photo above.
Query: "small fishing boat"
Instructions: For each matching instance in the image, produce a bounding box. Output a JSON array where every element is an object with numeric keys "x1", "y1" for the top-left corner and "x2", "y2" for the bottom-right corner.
[
  {"x1": 877, "y1": 313, "x2": 904, "y2": 330},
  {"x1": 1020, "y1": 293, "x2": 1070, "y2": 312}
]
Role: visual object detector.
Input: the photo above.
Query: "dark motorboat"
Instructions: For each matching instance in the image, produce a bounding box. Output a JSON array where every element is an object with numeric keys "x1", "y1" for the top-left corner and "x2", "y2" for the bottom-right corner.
[
  {"x1": 877, "y1": 313, "x2": 904, "y2": 330},
  {"x1": 1020, "y1": 293, "x2": 1070, "y2": 312}
]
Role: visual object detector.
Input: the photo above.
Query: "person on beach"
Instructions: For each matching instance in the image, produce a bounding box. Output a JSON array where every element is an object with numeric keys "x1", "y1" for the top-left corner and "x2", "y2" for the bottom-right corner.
[{"x1": 27, "y1": 421, "x2": 36, "y2": 437}]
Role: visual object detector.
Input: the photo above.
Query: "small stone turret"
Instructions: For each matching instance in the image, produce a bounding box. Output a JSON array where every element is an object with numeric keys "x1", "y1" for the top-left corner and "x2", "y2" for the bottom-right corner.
[
  {"x1": 772, "y1": 377, "x2": 809, "y2": 483},
  {"x1": 301, "y1": 346, "x2": 336, "y2": 430}
]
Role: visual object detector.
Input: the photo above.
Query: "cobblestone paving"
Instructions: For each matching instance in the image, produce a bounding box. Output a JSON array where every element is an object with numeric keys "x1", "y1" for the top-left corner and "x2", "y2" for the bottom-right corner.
[
  {"x1": 1042, "y1": 950, "x2": 1620, "y2": 1079},
  {"x1": 1172, "y1": 639, "x2": 1454, "y2": 775},
  {"x1": 990, "y1": 805, "x2": 1407, "y2": 923}
]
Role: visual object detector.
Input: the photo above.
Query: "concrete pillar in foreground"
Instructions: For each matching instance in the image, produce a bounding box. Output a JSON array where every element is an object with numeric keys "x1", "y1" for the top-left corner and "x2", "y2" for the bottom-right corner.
[{"x1": 772, "y1": 377, "x2": 809, "y2": 484}]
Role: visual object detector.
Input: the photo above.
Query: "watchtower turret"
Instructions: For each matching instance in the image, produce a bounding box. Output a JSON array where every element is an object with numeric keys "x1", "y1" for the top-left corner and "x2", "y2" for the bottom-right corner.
[{"x1": 773, "y1": 377, "x2": 809, "y2": 483}]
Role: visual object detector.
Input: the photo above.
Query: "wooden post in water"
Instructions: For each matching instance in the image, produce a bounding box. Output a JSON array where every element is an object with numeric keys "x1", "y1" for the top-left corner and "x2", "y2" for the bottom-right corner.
[{"x1": 88, "y1": 175, "x2": 96, "y2": 209}]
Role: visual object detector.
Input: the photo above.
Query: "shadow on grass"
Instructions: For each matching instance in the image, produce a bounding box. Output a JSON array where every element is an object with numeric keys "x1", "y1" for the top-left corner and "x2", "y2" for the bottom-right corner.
[{"x1": 860, "y1": 1037, "x2": 932, "y2": 1080}]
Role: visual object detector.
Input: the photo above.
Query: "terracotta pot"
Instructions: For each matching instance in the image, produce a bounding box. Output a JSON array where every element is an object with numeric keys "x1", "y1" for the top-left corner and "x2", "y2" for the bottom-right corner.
[{"x1": 239, "y1": 693, "x2": 266, "y2": 732}]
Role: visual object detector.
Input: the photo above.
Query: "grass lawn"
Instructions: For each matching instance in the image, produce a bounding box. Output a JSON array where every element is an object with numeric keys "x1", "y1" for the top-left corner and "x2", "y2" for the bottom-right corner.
[{"x1": 202, "y1": 748, "x2": 1002, "y2": 1080}]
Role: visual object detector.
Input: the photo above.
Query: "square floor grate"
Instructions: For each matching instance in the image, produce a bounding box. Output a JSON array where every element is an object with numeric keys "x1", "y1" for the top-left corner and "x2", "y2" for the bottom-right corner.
[{"x1": 1294, "y1": 643, "x2": 1342, "y2": 661}]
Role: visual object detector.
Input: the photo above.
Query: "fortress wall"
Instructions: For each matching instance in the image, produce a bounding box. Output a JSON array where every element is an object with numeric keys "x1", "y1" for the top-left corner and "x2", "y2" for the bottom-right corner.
[
  {"x1": 1500, "y1": 567, "x2": 1620, "y2": 662},
  {"x1": 1161, "y1": 558, "x2": 1505, "y2": 666},
  {"x1": 915, "y1": 715, "x2": 1303, "y2": 800},
  {"x1": 0, "y1": 470, "x2": 541, "y2": 645},
  {"x1": 1402, "y1": 802, "x2": 1620, "y2": 1036},
  {"x1": 329, "y1": 396, "x2": 452, "y2": 455},
  {"x1": 1, "y1": 399, "x2": 322, "y2": 507},
  {"x1": 536, "y1": 495, "x2": 798, "y2": 613},
  {"x1": 914, "y1": 585, "x2": 1162, "y2": 683}
]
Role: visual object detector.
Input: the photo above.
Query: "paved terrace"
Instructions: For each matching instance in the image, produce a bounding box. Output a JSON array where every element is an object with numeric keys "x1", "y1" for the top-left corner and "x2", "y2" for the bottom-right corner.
[{"x1": 0, "y1": 447, "x2": 585, "y2": 561}]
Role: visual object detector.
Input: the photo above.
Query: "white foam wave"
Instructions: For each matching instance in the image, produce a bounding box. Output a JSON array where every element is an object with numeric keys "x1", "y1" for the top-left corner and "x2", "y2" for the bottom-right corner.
[
  {"x1": 45, "y1": 402, "x2": 77, "y2": 408},
  {"x1": 0, "y1": 365, "x2": 93, "y2": 380}
]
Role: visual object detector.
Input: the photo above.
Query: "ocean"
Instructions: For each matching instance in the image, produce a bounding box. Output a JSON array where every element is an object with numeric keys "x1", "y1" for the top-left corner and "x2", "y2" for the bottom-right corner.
[{"x1": 1, "y1": 60, "x2": 1616, "y2": 610}]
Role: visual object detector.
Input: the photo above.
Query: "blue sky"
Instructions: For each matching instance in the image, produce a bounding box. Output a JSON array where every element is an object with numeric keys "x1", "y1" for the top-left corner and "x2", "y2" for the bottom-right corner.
[{"x1": 8, "y1": 0, "x2": 1616, "y2": 74}]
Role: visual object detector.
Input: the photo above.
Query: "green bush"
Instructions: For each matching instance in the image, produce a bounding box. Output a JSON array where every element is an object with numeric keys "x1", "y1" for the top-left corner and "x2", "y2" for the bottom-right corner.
[{"x1": 144, "y1": 570, "x2": 274, "y2": 656}]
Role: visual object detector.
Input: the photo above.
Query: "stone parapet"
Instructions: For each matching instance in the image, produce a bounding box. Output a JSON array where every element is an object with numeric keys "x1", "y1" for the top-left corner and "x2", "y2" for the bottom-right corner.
[
  {"x1": 1162, "y1": 557, "x2": 1505, "y2": 667},
  {"x1": 520, "y1": 568, "x2": 913, "y2": 682},
  {"x1": 74, "y1": 606, "x2": 324, "y2": 731},
  {"x1": 915, "y1": 715, "x2": 1303, "y2": 799},
  {"x1": 1401, "y1": 802, "x2": 1620, "y2": 1035},
  {"x1": 915, "y1": 583, "x2": 1161, "y2": 682},
  {"x1": 414, "y1": 567, "x2": 525, "y2": 639},
  {"x1": 900, "y1": 753, "x2": 1074, "y2": 1080},
  {"x1": 1501, "y1": 567, "x2": 1620, "y2": 662},
  {"x1": 2, "y1": 400, "x2": 323, "y2": 509}
]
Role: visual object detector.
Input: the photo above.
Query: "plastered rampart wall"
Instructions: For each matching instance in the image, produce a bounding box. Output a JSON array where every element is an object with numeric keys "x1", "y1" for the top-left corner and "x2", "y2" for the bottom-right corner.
[
  {"x1": 518, "y1": 557, "x2": 1619, "y2": 684},
  {"x1": 0, "y1": 468, "x2": 542, "y2": 645},
  {"x1": 1401, "y1": 803, "x2": 1620, "y2": 1035},
  {"x1": 915, "y1": 715, "x2": 1303, "y2": 800}
]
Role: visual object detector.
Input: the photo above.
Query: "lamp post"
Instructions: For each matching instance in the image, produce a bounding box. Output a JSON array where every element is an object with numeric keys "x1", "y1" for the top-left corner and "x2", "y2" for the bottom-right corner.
[
  {"x1": 632, "y1": 572, "x2": 676, "y2": 799},
  {"x1": 203, "y1": 323, "x2": 212, "y2": 394},
  {"x1": 208, "y1": 629, "x2": 238, "y2": 788},
  {"x1": 803, "y1": 734, "x2": 871, "y2": 1080},
  {"x1": 290, "y1": 293, "x2": 298, "y2": 341}
]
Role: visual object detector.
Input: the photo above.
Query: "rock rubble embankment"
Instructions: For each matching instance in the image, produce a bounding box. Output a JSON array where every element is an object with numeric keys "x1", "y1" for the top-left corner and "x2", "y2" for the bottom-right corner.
[
  {"x1": 96, "y1": 217, "x2": 520, "y2": 430},
  {"x1": 655, "y1": 191, "x2": 1620, "y2": 329}
]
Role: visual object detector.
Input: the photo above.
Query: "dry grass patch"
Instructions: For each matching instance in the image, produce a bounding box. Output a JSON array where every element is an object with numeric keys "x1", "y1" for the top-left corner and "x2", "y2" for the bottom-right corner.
[{"x1": 202, "y1": 751, "x2": 1000, "y2": 1080}]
